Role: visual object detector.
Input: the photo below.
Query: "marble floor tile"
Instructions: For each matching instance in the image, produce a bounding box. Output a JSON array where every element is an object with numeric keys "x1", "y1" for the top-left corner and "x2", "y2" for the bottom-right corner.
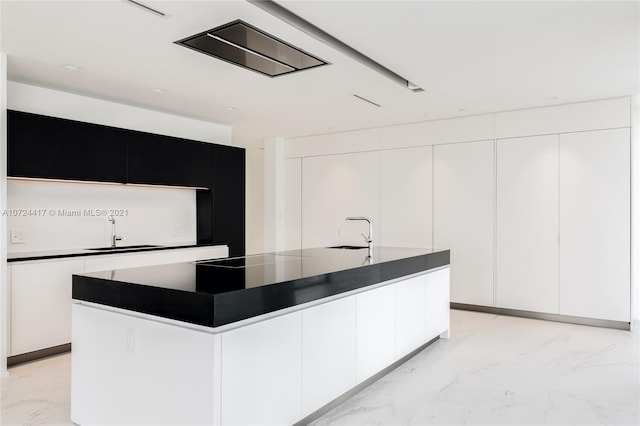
[
  {"x1": 1, "y1": 353, "x2": 73, "y2": 426},
  {"x1": 1, "y1": 310, "x2": 638, "y2": 426},
  {"x1": 311, "y1": 311, "x2": 640, "y2": 426}
]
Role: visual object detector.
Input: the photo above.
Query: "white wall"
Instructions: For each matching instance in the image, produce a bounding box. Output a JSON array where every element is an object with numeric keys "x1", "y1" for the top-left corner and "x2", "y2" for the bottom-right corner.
[
  {"x1": 7, "y1": 82, "x2": 231, "y2": 145},
  {"x1": 6, "y1": 180, "x2": 196, "y2": 252}
]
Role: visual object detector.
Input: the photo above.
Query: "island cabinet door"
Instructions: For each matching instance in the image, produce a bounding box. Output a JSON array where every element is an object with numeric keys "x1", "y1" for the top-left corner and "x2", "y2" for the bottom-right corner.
[
  {"x1": 220, "y1": 311, "x2": 303, "y2": 426},
  {"x1": 356, "y1": 284, "x2": 396, "y2": 383},
  {"x1": 425, "y1": 267, "x2": 451, "y2": 340},
  {"x1": 395, "y1": 275, "x2": 427, "y2": 358},
  {"x1": 71, "y1": 304, "x2": 216, "y2": 426},
  {"x1": 301, "y1": 297, "x2": 357, "y2": 417}
]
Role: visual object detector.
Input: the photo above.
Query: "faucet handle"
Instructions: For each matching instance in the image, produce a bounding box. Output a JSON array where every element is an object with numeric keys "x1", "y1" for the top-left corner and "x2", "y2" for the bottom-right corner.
[
  {"x1": 361, "y1": 233, "x2": 371, "y2": 243},
  {"x1": 115, "y1": 236, "x2": 124, "y2": 241}
]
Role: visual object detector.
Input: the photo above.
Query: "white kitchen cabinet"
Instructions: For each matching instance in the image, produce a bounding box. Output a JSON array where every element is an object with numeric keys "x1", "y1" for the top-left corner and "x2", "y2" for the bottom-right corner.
[
  {"x1": 141, "y1": 246, "x2": 228, "y2": 266},
  {"x1": 10, "y1": 258, "x2": 84, "y2": 355},
  {"x1": 301, "y1": 155, "x2": 342, "y2": 248},
  {"x1": 559, "y1": 128, "x2": 630, "y2": 322},
  {"x1": 84, "y1": 253, "x2": 144, "y2": 273},
  {"x1": 433, "y1": 140, "x2": 495, "y2": 306},
  {"x1": 71, "y1": 304, "x2": 217, "y2": 426},
  {"x1": 339, "y1": 151, "x2": 380, "y2": 247},
  {"x1": 220, "y1": 311, "x2": 302, "y2": 426},
  {"x1": 425, "y1": 267, "x2": 450, "y2": 339},
  {"x1": 380, "y1": 147, "x2": 432, "y2": 248},
  {"x1": 301, "y1": 297, "x2": 356, "y2": 417},
  {"x1": 395, "y1": 275, "x2": 426, "y2": 357},
  {"x1": 356, "y1": 284, "x2": 395, "y2": 382},
  {"x1": 496, "y1": 135, "x2": 559, "y2": 313}
]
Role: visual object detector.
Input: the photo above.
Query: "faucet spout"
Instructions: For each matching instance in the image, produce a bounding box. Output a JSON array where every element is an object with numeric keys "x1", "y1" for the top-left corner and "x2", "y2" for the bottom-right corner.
[
  {"x1": 345, "y1": 216, "x2": 373, "y2": 259},
  {"x1": 108, "y1": 215, "x2": 123, "y2": 248}
]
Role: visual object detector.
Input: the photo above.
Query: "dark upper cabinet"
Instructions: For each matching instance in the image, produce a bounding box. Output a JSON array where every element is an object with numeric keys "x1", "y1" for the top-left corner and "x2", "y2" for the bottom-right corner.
[
  {"x1": 7, "y1": 110, "x2": 128, "y2": 182},
  {"x1": 127, "y1": 131, "x2": 213, "y2": 188},
  {"x1": 212, "y1": 145, "x2": 245, "y2": 256}
]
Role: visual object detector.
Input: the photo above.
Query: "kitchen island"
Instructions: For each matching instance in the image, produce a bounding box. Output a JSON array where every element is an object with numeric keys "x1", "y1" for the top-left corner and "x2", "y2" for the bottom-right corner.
[{"x1": 71, "y1": 246, "x2": 450, "y2": 425}]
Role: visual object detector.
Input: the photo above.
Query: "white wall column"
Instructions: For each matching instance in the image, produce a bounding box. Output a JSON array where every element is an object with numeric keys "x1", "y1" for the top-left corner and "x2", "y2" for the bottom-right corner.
[
  {"x1": 264, "y1": 137, "x2": 286, "y2": 252},
  {"x1": 631, "y1": 94, "x2": 639, "y2": 327},
  {"x1": 1, "y1": 52, "x2": 8, "y2": 376}
]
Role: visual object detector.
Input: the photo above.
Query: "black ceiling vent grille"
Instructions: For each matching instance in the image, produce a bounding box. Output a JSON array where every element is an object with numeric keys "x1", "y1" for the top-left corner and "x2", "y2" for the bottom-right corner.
[{"x1": 175, "y1": 20, "x2": 328, "y2": 77}]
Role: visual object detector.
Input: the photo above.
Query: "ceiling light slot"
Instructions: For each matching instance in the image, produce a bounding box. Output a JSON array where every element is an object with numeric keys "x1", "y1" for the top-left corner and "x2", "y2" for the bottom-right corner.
[
  {"x1": 123, "y1": 0, "x2": 166, "y2": 18},
  {"x1": 353, "y1": 94, "x2": 381, "y2": 108},
  {"x1": 175, "y1": 20, "x2": 328, "y2": 77}
]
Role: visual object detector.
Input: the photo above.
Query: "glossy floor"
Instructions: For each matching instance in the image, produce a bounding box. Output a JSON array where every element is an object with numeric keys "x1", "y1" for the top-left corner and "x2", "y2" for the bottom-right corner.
[{"x1": 1, "y1": 310, "x2": 638, "y2": 426}]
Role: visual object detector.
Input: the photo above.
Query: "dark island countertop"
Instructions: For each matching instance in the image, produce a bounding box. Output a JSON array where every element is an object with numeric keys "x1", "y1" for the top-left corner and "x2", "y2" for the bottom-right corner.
[{"x1": 72, "y1": 246, "x2": 450, "y2": 328}]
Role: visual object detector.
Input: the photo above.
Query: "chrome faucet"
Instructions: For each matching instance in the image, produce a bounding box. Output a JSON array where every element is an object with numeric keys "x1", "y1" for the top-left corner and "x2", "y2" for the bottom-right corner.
[
  {"x1": 346, "y1": 216, "x2": 373, "y2": 259},
  {"x1": 108, "y1": 215, "x2": 123, "y2": 248}
]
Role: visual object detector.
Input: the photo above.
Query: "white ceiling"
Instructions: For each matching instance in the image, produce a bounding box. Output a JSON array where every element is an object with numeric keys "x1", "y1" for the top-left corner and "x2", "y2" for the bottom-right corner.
[{"x1": 1, "y1": 0, "x2": 638, "y2": 148}]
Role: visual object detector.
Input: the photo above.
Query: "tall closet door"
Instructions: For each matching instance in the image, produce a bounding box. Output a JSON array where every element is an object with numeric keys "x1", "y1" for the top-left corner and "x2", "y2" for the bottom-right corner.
[
  {"x1": 559, "y1": 128, "x2": 630, "y2": 322},
  {"x1": 339, "y1": 151, "x2": 380, "y2": 247},
  {"x1": 380, "y1": 147, "x2": 432, "y2": 248},
  {"x1": 301, "y1": 155, "x2": 341, "y2": 249},
  {"x1": 496, "y1": 135, "x2": 559, "y2": 313},
  {"x1": 433, "y1": 140, "x2": 494, "y2": 306}
]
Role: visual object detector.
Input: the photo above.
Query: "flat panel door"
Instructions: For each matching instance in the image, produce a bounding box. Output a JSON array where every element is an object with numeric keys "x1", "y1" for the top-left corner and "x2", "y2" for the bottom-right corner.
[
  {"x1": 496, "y1": 135, "x2": 559, "y2": 313},
  {"x1": 380, "y1": 147, "x2": 432, "y2": 248},
  {"x1": 8, "y1": 110, "x2": 128, "y2": 183},
  {"x1": 221, "y1": 311, "x2": 302, "y2": 425},
  {"x1": 301, "y1": 297, "x2": 356, "y2": 417},
  {"x1": 395, "y1": 275, "x2": 426, "y2": 357},
  {"x1": 559, "y1": 128, "x2": 630, "y2": 321},
  {"x1": 301, "y1": 155, "x2": 341, "y2": 248},
  {"x1": 84, "y1": 254, "x2": 144, "y2": 273},
  {"x1": 141, "y1": 246, "x2": 228, "y2": 266},
  {"x1": 127, "y1": 132, "x2": 212, "y2": 187},
  {"x1": 356, "y1": 284, "x2": 395, "y2": 382},
  {"x1": 11, "y1": 258, "x2": 84, "y2": 355},
  {"x1": 212, "y1": 145, "x2": 246, "y2": 257},
  {"x1": 425, "y1": 267, "x2": 450, "y2": 339},
  {"x1": 433, "y1": 140, "x2": 495, "y2": 306},
  {"x1": 339, "y1": 151, "x2": 380, "y2": 247},
  {"x1": 71, "y1": 304, "x2": 216, "y2": 426},
  {"x1": 284, "y1": 158, "x2": 302, "y2": 250}
]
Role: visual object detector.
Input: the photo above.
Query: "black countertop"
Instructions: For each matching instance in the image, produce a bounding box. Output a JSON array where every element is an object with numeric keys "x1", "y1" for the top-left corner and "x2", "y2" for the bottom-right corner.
[
  {"x1": 7, "y1": 242, "x2": 227, "y2": 262},
  {"x1": 72, "y1": 246, "x2": 450, "y2": 328}
]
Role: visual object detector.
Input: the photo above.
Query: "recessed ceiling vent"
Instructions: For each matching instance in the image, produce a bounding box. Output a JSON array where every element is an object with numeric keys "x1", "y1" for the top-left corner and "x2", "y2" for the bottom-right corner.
[{"x1": 175, "y1": 20, "x2": 328, "y2": 77}]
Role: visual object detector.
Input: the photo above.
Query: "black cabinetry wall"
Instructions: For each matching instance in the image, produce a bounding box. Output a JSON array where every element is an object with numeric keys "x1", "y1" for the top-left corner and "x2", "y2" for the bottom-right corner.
[
  {"x1": 127, "y1": 132, "x2": 213, "y2": 188},
  {"x1": 8, "y1": 110, "x2": 128, "y2": 182},
  {"x1": 7, "y1": 110, "x2": 245, "y2": 256}
]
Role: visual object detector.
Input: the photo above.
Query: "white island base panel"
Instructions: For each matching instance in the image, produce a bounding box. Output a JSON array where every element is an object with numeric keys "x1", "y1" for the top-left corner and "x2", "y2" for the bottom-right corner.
[{"x1": 71, "y1": 267, "x2": 450, "y2": 426}]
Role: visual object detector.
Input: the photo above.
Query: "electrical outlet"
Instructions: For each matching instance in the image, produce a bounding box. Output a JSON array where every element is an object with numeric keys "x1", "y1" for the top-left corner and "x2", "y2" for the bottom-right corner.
[{"x1": 10, "y1": 230, "x2": 26, "y2": 244}]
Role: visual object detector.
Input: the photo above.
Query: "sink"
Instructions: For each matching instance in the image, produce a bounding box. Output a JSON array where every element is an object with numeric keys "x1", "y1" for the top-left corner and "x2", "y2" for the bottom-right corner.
[
  {"x1": 328, "y1": 245, "x2": 368, "y2": 250},
  {"x1": 87, "y1": 245, "x2": 160, "y2": 251}
]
